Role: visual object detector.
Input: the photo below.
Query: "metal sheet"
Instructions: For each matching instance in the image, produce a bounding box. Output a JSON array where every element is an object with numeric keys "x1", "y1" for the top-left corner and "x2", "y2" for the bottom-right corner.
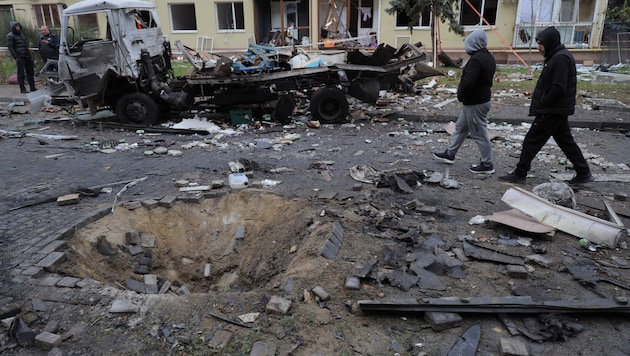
[
  {"x1": 485, "y1": 209, "x2": 555, "y2": 234},
  {"x1": 501, "y1": 187, "x2": 624, "y2": 248}
]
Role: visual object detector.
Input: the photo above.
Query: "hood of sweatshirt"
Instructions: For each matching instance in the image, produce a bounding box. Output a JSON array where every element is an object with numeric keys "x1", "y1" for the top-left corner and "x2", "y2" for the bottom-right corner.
[
  {"x1": 464, "y1": 29, "x2": 487, "y2": 55},
  {"x1": 536, "y1": 26, "x2": 562, "y2": 58},
  {"x1": 10, "y1": 21, "x2": 21, "y2": 34}
]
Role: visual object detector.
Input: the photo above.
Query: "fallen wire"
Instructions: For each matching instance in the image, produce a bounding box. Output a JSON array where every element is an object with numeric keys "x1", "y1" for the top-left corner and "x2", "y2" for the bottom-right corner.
[
  {"x1": 8, "y1": 178, "x2": 141, "y2": 212},
  {"x1": 111, "y1": 176, "x2": 148, "y2": 213}
]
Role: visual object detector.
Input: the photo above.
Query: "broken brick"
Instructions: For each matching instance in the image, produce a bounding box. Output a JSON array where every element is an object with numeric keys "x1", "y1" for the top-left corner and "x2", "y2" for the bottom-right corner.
[{"x1": 424, "y1": 312, "x2": 462, "y2": 331}]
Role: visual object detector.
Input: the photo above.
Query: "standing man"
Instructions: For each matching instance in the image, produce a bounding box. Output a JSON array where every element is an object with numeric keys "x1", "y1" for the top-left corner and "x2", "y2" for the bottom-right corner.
[
  {"x1": 6, "y1": 21, "x2": 36, "y2": 94},
  {"x1": 499, "y1": 26, "x2": 592, "y2": 185},
  {"x1": 432, "y1": 29, "x2": 496, "y2": 174},
  {"x1": 38, "y1": 25, "x2": 60, "y2": 62}
]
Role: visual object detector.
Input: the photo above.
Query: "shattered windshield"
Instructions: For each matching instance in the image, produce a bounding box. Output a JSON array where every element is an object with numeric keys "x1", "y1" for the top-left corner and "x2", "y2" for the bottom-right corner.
[
  {"x1": 65, "y1": 11, "x2": 109, "y2": 45},
  {"x1": 129, "y1": 9, "x2": 157, "y2": 29}
]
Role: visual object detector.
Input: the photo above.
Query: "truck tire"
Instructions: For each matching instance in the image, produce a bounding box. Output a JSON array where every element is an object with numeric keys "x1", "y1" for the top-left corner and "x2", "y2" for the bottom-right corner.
[
  {"x1": 115, "y1": 92, "x2": 159, "y2": 126},
  {"x1": 310, "y1": 87, "x2": 348, "y2": 124}
]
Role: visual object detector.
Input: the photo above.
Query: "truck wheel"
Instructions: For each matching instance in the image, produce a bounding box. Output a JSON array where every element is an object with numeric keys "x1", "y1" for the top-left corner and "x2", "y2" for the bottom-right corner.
[
  {"x1": 115, "y1": 92, "x2": 159, "y2": 126},
  {"x1": 310, "y1": 87, "x2": 348, "y2": 124}
]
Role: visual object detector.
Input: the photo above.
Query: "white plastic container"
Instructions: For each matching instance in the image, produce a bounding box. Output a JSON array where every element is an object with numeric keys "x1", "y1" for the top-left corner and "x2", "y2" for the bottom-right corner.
[{"x1": 229, "y1": 173, "x2": 249, "y2": 189}]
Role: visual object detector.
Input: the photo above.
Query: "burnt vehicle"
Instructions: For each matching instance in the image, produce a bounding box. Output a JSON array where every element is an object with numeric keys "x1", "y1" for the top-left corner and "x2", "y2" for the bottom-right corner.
[{"x1": 33, "y1": 0, "x2": 435, "y2": 126}]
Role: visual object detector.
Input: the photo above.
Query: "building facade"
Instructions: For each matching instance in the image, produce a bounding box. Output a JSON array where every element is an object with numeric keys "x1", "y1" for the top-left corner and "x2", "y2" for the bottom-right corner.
[{"x1": 0, "y1": 0, "x2": 613, "y2": 64}]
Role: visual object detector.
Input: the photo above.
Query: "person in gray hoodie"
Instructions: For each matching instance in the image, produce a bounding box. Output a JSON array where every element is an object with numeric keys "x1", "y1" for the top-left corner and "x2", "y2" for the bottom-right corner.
[
  {"x1": 432, "y1": 29, "x2": 496, "y2": 174},
  {"x1": 6, "y1": 21, "x2": 36, "y2": 94}
]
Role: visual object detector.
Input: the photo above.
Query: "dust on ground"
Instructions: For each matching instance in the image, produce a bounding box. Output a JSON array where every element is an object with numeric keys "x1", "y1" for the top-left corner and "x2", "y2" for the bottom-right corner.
[
  {"x1": 62, "y1": 191, "x2": 324, "y2": 293},
  {"x1": 1, "y1": 72, "x2": 630, "y2": 355}
]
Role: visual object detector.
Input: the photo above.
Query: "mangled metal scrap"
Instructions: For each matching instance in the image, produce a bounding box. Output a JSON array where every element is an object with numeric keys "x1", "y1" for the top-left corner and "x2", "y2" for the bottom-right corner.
[
  {"x1": 501, "y1": 187, "x2": 624, "y2": 248},
  {"x1": 446, "y1": 324, "x2": 480, "y2": 356},
  {"x1": 484, "y1": 209, "x2": 555, "y2": 236},
  {"x1": 179, "y1": 40, "x2": 435, "y2": 95},
  {"x1": 357, "y1": 296, "x2": 630, "y2": 314},
  {"x1": 462, "y1": 241, "x2": 525, "y2": 265}
]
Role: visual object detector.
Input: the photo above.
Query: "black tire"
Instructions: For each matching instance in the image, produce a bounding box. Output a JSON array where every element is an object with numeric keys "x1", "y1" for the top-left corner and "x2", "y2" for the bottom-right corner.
[
  {"x1": 115, "y1": 92, "x2": 159, "y2": 126},
  {"x1": 310, "y1": 87, "x2": 348, "y2": 124}
]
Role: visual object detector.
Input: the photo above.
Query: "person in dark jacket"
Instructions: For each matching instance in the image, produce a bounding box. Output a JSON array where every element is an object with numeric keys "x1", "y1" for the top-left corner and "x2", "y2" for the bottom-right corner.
[
  {"x1": 432, "y1": 29, "x2": 496, "y2": 174},
  {"x1": 38, "y1": 25, "x2": 60, "y2": 62},
  {"x1": 6, "y1": 21, "x2": 36, "y2": 94},
  {"x1": 499, "y1": 26, "x2": 592, "y2": 184}
]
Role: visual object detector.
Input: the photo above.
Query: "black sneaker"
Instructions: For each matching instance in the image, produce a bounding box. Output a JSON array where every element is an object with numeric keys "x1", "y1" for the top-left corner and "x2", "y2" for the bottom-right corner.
[
  {"x1": 469, "y1": 162, "x2": 495, "y2": 174},
  {"x1": 432, "y1": 151, "x2": 455, "y2": 164},
  {"x1": 567, "y1": 173, "x2": 594, "y2": 184},
  {"x1": 499, "y1": 172, "x2": 526, "y2": 183},
  {"x1": 20, "y1": 89, "x2": 28, "y2": 94},
  {"x1": 30, "y1": 87, "x2": 37, "y2": 92}
]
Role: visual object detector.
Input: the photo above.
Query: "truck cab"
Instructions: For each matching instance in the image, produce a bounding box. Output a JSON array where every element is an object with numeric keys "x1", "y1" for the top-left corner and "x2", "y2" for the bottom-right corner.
[{"x1": 38, "y1": 0, "x2": 189, "y2": 125}]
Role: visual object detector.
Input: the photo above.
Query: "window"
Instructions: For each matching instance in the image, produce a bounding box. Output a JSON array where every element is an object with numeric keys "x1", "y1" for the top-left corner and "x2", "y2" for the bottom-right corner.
[
  {"x1": 170, "y1": 4, "x2": 197, "y2": 31},
  {"x1": 33, "y1": 4, "x2": 62, "y2": 28},
  {"x1": 359, "y1": 0, "x2": 373, "y2": 29},
  {"x1": 515, "y1": 0, "x2": 596, "y2": 48},
  {"x1": 216, "y1": 2, "x2": 244, "y2": 31},
  {"x1": 518, "y1": 0, "x2": 596, "y2": 24},
  {"x1": 65, "y1": 13, "x2": 103, "y2": 43},
  {"x1": 131, "y1": 10, "x2": 158, "y2": 29},
  {"x1": 460, "y1": 0, "x2": 498, "y2": 26},
  {"x1": 396, "y1": 6, "x2": 431, "y2": 28},
  {"x1": 519, "y1": 0, "x2": 553, "y2": 23},
  {"x1": 0, "y1": 5, "x2": 12, "y2": 47}
]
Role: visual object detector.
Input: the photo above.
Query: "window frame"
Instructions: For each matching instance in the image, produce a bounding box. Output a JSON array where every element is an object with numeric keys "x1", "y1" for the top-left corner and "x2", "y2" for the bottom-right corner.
[
  {"x1": 169, "y1": 3, "x2": 197, "y2": 33},
  {"x1": 33, "y1": 4, "x2": 62, "y2": 29},
  {"x1": 459, "y1": 0, "x2": 498, "y2": 28},
  {"x1": 216, "y1": 1, "x2": 245, "y2": 32},
  {"x1": 513, "y1": 0, "x2": 596, "y2": 48},
  {"x1": 395, "y1": 8, "x2": 431, "y2": 30}
]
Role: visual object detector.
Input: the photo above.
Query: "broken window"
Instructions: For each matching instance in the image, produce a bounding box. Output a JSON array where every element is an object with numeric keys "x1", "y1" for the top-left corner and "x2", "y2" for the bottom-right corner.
[
  {"x1": 460, "y1": 0, "x2": 498, "y2": 26},
  {"x1": 320, "y1": 0, "x2": 347, "y2": 37},
  {"x1": 395, "y1": 5, "x2": 431, "y2": 28},
  {"x1": 514, "y1": 0, "x2": 596, "y2": 48},
  {"x1": 33, "y1": 4, "x2": 62, "y2": 29},
  {"x1": 216, "y1": 2, "x2": 244, "y2": 31},
  {"x1": 130, "y1": 10, "x2": 157, "y2": 29},
  {"x1": 170, "y1": 3, "x2": 197, "y2": 31},
  {"x1": 65, "y1": 13, "x2": 102, "y2": 43},
  {"x1": 357, "y1": 0, "x2": 373, "y2": 29}
]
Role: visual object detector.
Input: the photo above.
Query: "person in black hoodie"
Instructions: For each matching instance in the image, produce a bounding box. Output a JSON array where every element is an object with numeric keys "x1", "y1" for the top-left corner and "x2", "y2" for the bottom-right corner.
[
  {"x1": 6, "y1": 21, "x2": 36, "y2": 94},
  {"x1": 499, "y1": 26, "x2": 593, "y2": 185},
  {"x1": 433, "y1": 29, "x2": 496, "y2": 174}
]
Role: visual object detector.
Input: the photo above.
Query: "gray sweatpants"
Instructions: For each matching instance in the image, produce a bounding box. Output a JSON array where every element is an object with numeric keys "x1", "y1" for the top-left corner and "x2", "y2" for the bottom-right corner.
[{"x1": 446, "y1": 101, "x2": 493, "y2": 164}]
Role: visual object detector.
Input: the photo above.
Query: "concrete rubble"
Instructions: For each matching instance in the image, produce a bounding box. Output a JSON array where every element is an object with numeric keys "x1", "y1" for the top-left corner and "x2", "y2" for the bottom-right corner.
[{"x1": 1, "y1": 63, "x2": 629, "y2": 354}]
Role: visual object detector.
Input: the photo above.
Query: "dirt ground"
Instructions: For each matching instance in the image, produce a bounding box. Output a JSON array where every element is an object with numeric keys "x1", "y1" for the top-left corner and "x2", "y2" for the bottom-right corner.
[{"x1": 1, "y1": 74, "x2": 630, "y2": 355}]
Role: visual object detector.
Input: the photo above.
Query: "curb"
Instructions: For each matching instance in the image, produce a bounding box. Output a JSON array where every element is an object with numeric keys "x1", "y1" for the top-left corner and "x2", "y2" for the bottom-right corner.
[{"x1": 393, "y1": 113, "x2": 630, "y2": 131}]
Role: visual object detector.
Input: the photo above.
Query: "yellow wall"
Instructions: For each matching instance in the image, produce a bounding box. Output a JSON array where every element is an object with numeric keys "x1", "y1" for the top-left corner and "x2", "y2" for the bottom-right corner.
[
  {"x1": 4, "y1": 0, "x2": 610, "y2": 56},
  {"x1": 6, "y1": 0, "x2": 71, "y2": 28},
  {"x1": 377, "y1": 1, "x2": 519, "y2": 54},
  {"x1": 153, "y1": 0, "x2": 256, "y2": 52}
]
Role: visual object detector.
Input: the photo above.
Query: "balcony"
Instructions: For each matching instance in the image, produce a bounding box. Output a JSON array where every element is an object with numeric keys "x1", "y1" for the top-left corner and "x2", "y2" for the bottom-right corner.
[{"x1": 513, "y1": 23, "x2": 593, "y2": 49}]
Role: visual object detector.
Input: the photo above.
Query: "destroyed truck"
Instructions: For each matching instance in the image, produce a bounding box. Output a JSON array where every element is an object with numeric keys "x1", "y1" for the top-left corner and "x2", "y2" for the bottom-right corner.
[{"x1": 34, "y1": 0, "x2": 435, "y2": 126}]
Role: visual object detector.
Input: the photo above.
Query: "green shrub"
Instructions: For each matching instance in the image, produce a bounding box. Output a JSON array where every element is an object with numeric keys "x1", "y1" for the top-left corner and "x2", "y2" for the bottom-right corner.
[{"x1": 0, "y1": 56, "x2": 16, "y2": 84}]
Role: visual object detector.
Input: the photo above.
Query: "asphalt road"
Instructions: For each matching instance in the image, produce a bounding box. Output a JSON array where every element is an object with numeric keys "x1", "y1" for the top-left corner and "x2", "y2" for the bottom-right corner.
[{"x1": 1, "y1": 92, "x2": 629, "y2": 354}]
